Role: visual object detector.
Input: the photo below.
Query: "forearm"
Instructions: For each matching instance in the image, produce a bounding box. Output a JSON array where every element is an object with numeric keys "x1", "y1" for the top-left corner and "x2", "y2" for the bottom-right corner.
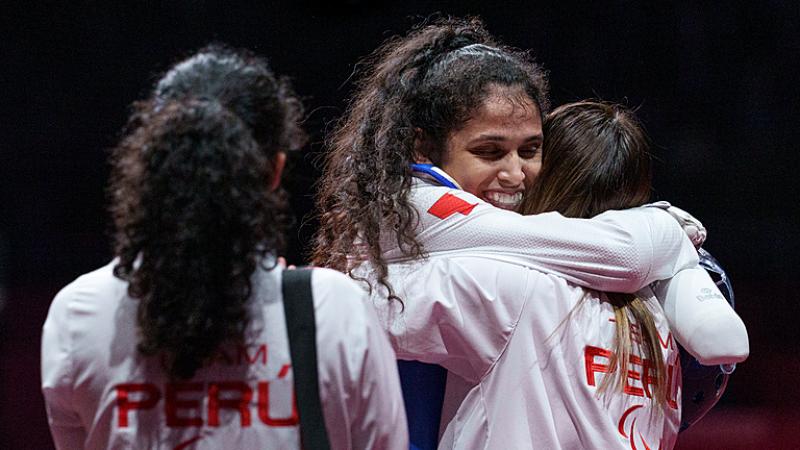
[
  {"x1": 406, "y1": 192, "x2": 698, "y2": 292},
  {"x1": 653, "y1": 266, "x2": 749, "y2": 365}
]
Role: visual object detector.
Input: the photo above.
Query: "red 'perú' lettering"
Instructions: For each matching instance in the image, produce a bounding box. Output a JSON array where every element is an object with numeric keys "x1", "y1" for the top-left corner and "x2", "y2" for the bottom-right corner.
[
  {"x1": 585, "y1": 345, "x2": 614, "y2": 386},
  {"x1": 623, "y1": 355, "x2": 645, "y2": 397},
  {"x1": 174, "y1": 435, "x2": 204, "y2": 450},
  {"x1": 165, "y1": 383, "x2": 203, "y2": 427},
  {"x1": 238, "y1": 344, "x2": 268, "y2": 365},
  {"x1": 208, "y1": 382, "x2": 252, "y2": 427},
  {"x1": 116, "y1": 383, "x2": 160, "y2": 427},
  {"x1": 585, "y1": 345, "x2": 680, "y2": 407},
  {"x1": 258, "y1": 381, "x2": 299, "y2": 426},
  {"x1": 116, "y1": 377, "x2": 301, "y2": 428}
]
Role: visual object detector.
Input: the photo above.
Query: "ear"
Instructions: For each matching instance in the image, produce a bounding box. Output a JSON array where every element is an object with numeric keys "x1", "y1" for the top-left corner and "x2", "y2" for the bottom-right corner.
[
  {"x1": 269, "y1": 152, "x2": 287, "y2": 191},
  {"x1": 413, "y1": 128, "x2": 434, "y2": 164}
]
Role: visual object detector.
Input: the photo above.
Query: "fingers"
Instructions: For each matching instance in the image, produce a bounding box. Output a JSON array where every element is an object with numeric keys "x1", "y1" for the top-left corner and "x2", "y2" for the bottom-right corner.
[{"x1": 277, "y1": 256, "x2": 297, "y2": 270}]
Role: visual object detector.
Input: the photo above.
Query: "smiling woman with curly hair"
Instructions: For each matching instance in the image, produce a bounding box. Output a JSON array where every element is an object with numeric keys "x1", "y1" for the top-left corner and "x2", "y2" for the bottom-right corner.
[{"x1": 312, "y1": 16, "x2": 725, "y2": 450}]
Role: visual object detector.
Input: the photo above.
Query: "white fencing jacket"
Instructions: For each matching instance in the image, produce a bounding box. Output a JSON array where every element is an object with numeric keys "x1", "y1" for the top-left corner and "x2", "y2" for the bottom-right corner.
[
  {"x1": 377, "y1": 256, "x2": 681, "y2": 449},
  {"x1": 357, "y1": 177, "x2": 748, "y2": 449},
  {"x1": 41, "y1": 262, "x2": 408, "y2": 450}
]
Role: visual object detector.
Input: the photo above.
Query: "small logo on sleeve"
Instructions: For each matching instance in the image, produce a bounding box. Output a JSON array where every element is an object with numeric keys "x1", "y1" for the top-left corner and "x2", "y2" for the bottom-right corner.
[
  {"x1": 427, "y1": 193, "x2": 478, "y2": 219},
  {"x1": 696, "y1": 288, "x2": 724, "y2": 302}
]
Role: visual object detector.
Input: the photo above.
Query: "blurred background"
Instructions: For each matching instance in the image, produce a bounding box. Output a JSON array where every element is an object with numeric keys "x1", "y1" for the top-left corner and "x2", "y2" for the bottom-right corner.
[{"x1": 1, "y1": 1, "x2": 798, "y2": 448}]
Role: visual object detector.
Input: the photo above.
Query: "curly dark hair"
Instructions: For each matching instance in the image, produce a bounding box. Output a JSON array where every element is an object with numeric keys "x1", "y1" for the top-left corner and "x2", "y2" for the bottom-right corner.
[
  {"x1": 110, "y1": 46, "x2": 304, "y2": 379},
  {"x1": 154, "y1": 44, "x2": 306, "y2": 155},
  {"x1": 312, "y1": 17, "x2": 549, "y2": 301}
]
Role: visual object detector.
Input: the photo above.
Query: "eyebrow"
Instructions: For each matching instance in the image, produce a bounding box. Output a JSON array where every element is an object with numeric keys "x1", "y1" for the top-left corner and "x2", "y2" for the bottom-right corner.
[{"x1": 469, "y1": 133, "x2": 543, "y2": 144}]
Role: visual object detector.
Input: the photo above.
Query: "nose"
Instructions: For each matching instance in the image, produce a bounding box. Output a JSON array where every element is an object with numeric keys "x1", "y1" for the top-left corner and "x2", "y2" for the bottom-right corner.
[{"x1": 497, "y1": 155, "x2": 525, "y2": 187}]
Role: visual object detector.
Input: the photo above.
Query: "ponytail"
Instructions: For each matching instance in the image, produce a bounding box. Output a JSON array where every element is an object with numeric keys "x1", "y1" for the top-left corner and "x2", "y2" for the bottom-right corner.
[
  {"x1": 599, "y1": 294, "x2": 668, "y2": 406},
  {"x1": 110, "y1": 99, "x2": 285, "y2": 379}
]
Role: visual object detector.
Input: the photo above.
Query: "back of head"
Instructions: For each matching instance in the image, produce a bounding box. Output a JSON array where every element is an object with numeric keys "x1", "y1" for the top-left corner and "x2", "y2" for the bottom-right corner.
[
  {"x1": 154, "y1": 44, "x2": 306, "y2": 157},
  {"x1": 111, "y1": 46, "x2": 304, "y2": 380},
  {"x1": 313, "y1": 16, "x2": 549, "y2": 301},
  {"x1": 520, "y1": 101, "x2": 670, "y2": 406},
  {"x1": 520, "y1": 101, "x2": 651, "y2": 218}
]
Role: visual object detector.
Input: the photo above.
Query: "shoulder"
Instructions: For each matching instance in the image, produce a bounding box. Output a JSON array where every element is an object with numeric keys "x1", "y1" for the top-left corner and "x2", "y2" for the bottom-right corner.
[
  {"x1": 48, "y1": 261, "x2": 123, "y2": 318},
  {"x1": 306, "y1": 268, "x2": 389, "y2": 376},
  {"x1": 307, "y1": 268, "x2": 375, "y2": 329},
  {"x1": 406, "y1": 255, "x2": 554, "y2": 307},
  {"x1": 43, "y1": 261, "x2": 123, "y2": 387},
  {"x1": 309, "y1": 267, "x2": 368, "y2": 297},
  {"x1": 44, "y1": 260, "x2": 129, "y2": 356}
]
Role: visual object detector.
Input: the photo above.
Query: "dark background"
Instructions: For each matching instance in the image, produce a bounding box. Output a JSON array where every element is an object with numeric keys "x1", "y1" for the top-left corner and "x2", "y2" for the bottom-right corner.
[{"x1": 2, "y1": 1, "x2": 798, "y2": 448}]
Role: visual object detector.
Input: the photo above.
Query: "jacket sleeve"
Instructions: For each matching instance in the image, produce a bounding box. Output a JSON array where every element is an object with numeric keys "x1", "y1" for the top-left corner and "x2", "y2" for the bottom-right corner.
[
  {"x1": 41, "y1": 288, "x2": 87, "y2": 450},
  {"x1": 350, "y1": 300, "x2": 409, "y2": 450},
  {"x1": 311, "y1": 269, "x2": 408, "y2": 450},
  {"x1": 651, "y1": 267, "x2": 749, "y2": 365},
  {"x1": 396, "y1": 186, "x2": 699, "y2": 294}
]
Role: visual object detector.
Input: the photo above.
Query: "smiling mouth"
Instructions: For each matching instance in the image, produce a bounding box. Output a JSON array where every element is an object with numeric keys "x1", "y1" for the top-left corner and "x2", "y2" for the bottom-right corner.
[{"x1": 484, "y1": 191, "x2": 523, "y2": 210}]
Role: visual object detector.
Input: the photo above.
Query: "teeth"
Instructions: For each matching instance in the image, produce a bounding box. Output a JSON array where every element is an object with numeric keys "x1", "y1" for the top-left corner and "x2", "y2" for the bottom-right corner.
[{"x1": 485, "y1": 191, "x2": 523, "y2": 209}]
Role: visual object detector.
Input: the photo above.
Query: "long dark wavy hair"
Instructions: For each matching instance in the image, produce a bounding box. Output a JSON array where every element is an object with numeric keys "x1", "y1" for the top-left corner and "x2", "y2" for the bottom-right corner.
[
  {"x1": 312, "y1": 17, "x2": 549, "y2": 301},
  {"x1": 520, "y1": 101, "x2": 668, "y2": 405},
  {"x1": 110, "y1": 46, "x2": 305, "y2": 379}
]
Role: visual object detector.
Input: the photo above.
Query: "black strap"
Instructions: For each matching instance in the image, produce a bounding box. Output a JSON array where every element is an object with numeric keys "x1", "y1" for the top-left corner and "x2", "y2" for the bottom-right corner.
[{"x1": 281, "y1": 268, "x2": 331, "y2": 450}]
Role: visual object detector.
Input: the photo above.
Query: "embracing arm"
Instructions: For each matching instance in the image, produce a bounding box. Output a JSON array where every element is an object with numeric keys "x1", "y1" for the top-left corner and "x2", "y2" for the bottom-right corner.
[
  {"x1": 651, "y1": 267, "x2": 749, "y2": 365},
  {"x1": 398, "y1": 184, "x2": 699, "y2": 293}
]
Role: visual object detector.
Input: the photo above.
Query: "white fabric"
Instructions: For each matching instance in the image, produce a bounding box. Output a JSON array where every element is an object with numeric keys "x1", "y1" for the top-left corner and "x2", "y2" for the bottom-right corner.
[
  {"x1": 41, "y1": 261, "x2": 407, "y2": 450},
  {"x1": 388, "y1": 179, "x2": 749, "y2": 361},
  {"x1": 653, "y1": 267, "x2": 749, "y2": 365},
  {"x1": 382, "y1": 178, "x2": 701, "y2": 292},
  {"x1": 357, "y1": 178, "x2": 747, "y2": 449},
  {"x1": 371, "y1": 256, "x2": 682, "y2": 450}
]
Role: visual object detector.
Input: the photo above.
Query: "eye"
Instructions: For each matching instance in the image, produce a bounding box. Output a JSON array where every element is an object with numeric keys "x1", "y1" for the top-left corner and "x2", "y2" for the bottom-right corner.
[
  {"x1": 518, "y1": 146, "x2": 541, "y2": 159},
  {"x1": 470, "y1": 146, "x2": 505, "y2": 160}
]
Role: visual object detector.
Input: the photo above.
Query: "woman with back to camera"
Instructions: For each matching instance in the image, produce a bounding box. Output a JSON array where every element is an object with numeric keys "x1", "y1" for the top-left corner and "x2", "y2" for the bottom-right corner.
[
  {"x1": 313, "y1": 17, "x2": 708, "y2": 448},
  {"x1": 513, "y1": 100, "x2": 748, "y2": 447},
  {"x1": 41, "y1": 46, "x2": 406, "y2": 450}
]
